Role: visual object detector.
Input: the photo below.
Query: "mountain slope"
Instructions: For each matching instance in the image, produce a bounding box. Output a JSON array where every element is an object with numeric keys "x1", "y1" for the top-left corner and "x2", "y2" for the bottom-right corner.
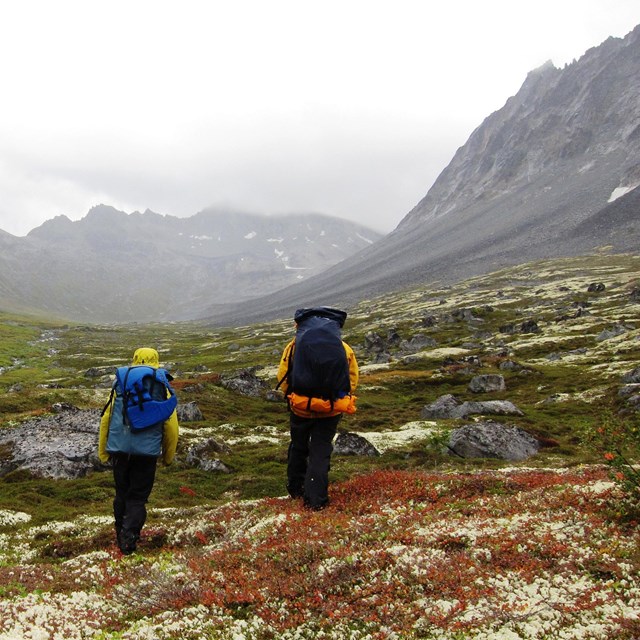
[
  {"x1": 0, "y1": 206, "x2": 381, "y2": 323},
  {"x1": 203, "y1": 24, "x2": 640, "y2": 326}
]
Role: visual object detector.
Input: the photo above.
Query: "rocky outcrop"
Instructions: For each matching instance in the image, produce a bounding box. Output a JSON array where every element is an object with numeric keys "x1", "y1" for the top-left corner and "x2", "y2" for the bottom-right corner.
[
  {"x1": 0, "y1": 405, "x2": 104, "y2": 479},
  {"x1": 177, "y1": 401, "x2": 205, "y2": 422},
  {"x1": 622, "y1": 367, "x2": 640, "y2": 384},
  {"x1": 184, "y1": 437, "x2": 231, "y2": 473},
  {"x1": 220, "y1": 368, "x2": 271, "y2": 398},
  {"x1": 363, "y1": 331, "x2": 392, "y2": 364},
  {"x1": 447, "y1": 422, "x2": 540, "y2": 461},
  {"x1": 468, "y1": 375, "x2": 506, "y2": 393},
  {"x1": 362, "y1": 329, "x2": 438, "y2": 364},
  {"x1": 421, "y1": 394, "x2": 523, "y2": 419}
]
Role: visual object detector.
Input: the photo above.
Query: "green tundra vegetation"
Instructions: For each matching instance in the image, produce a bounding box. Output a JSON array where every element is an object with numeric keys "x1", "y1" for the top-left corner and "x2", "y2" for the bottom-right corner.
[{"x1": 0, "y1": 253, "x2": 639, "y2": 527}]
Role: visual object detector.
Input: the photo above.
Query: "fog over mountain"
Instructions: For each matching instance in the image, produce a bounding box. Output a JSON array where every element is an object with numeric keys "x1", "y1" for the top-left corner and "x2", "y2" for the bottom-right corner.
[
  {"x1": 0, "y1": 207, "x2": 380, "y2": 322},
  {"x1": 204, "y1": 24, "x2": 640, "y2": 326},
  {"x1": 0, "y1": 25, "x2": 638, "y2": 326}
]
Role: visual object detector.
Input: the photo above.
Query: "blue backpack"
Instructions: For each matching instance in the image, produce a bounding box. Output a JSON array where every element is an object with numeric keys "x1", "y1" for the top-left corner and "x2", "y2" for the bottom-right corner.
[{"x1": 104, "y1": 365, "x2": 177, "y2": 431}]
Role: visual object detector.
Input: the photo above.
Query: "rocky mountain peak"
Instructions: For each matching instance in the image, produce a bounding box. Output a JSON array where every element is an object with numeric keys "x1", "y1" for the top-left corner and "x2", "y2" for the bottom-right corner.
[{"x1": 399, "y1": 24, "x2": 640, "y2": 232}]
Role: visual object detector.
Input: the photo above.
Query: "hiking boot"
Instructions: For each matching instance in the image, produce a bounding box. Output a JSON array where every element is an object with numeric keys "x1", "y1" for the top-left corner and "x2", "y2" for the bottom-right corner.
[
  {"x1": 303, "y1": 498, "x2": 329, "y2": 511},
  {"x1": 118, "y1": 529, "x2": 138, "y2": 555},
  {"x1": 287, "y1": 484, "x2": 304, "y2": 499}
]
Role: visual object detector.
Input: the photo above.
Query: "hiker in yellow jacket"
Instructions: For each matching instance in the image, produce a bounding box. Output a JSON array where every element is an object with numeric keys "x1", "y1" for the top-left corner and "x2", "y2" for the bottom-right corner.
[
  {"x1": 277, "y1": 307, "x2": 358, "y2": 509},
  {"x1": 99, "y1": 347, "x2": 179, "y2": 554}
]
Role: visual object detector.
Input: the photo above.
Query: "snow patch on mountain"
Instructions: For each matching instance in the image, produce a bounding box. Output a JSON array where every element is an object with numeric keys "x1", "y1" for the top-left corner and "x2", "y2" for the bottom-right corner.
[{"x1": 609, "y1": 187, "x2": 633, "y2": 202}]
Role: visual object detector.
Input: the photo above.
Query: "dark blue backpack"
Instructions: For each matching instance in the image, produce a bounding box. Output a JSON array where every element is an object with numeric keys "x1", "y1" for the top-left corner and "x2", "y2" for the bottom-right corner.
[
  {"x1": 287, "y1": 308, "x2": 350, "y2": 402},
  {"x1": 109, "y1": 365, "x2": 177, "y2": 431}
]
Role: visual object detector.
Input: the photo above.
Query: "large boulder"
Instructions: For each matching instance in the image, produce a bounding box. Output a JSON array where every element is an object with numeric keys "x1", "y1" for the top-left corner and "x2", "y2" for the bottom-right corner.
[
  {"x1": 334, "y1": 432, "x2": 380, "y2": 457},
  {"x1": 468, "y1": 374, "x2": 506, "y2": 393},
  {"x1": 622, "y1": 367, "x2": 640, "y2": 384},
  {"x1": 460, "y1": 400, "x2": 524, "y2": 417},
  {"x1": 596, "y1": 325, "x2": 627, "y2": 342},
  {"x1": 184, "y1": 438, "x2": 231, "y2": 473},
  {"x1": 421, "y1": 394, "x2": 523, "y2": 419},
  {"x1": 220, "y1": 367, "x2": 271, "y2": 398},
  {"x1": 364, "y1": 331, "x2": 392, "y2": 363},
  {"x1": 420, "y1": 394, "x2": 461, "y2": 419},
  {"x1": 401, "y1": 334, "x2": 437, "y2": 353},
  {"x1": 177, "y1": 401, "x2": 204, "y2": 422},
  {"x1": 0, "y1": 406, "x2": 104, "y2": 479},
  {"x1": 448, "y1": 421, "x2": 540, "y2": 461}
]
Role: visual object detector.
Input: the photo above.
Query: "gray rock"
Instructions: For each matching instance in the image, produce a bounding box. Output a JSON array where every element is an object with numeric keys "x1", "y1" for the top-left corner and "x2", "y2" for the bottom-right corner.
[
  {"x1": 460, "y1": 400, "x2": 524, "y2": 417},
  {"x1": 450, "y1": 308, "x2": 480, "y2": 323},
  {"x1": 627, "y1": 395, "x2": 640, "y2": 408},
  {"x1": 587, "y1": 282, "x2": 606, "y2": 293},
  {"x1": 421, "y1": 394, "x2": 523, "y2": 419},
  {"x1": 84, "y1": 366, "x2": 114, "y2": 378},
  {"x1": 448, "y1": 421, "x2": 539, "y2": 461},
  {"x1": 499, "y1": 360, "x2": 522, "y2": 371},
  {"x1": 468, "y1": 374, "x2": 506, "y2": 393},
  {"x1": 499, "y1": 323, "x2": 517, "y2": 335},
  {"x1": 597, "y1": 325, "x2": 627, "y2": 342},
  {"x1": 520, "y1": 319, "x2": 541, "y2": 334},
  {"x1": 0, "y1": 406, "x2": 104, "y2": 479},
  {"x1": 198, "y1": 459, "x2": 231, "y2": 473},
  {"x1": 184, "y1": 437, "x2": 231, "y2": 472},
  {"x1": 401, "y1": 334, "x2": 437, "y2": 353},
  {"x1": 386, "y1": 329, "x2": 402, "y2": 346},
  {"x1": 622, "y1": 367, "x2": 640, "y2": 383},
  {"x1": 177, "y1": 401, "x2": 204, "y2": 422},
  {"x1": 421, "y1": 394, "x2": 460, "y2": 419},
  {"x1": 364, "y1": 331, "x2": 386, "y2": 353},
  {"x1": 619, "y1": 384, "x2": 640, "y2": 397},
  {"x1": 220, "y1": 367, "x2": 270, "y2": 398},
  {"x1": 334, "y1": 432, "x2": 380, "y2": 457},
  {"x1": 265, "y1": 390, "x2": 284, "y2": 402}
]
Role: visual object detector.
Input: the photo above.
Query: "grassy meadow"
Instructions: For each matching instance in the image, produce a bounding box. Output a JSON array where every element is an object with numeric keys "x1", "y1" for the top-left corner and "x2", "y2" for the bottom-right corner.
[{"x1": 0, "y1": 253, "x2": 639, "y2": 638}]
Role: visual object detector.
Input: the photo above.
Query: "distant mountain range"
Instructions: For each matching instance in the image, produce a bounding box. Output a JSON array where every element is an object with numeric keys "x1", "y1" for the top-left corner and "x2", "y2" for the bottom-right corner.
[
  {"x1": 205, "y1": 23, "x2": 640, "y2": 326},
  {"x1": 0, "y1": 207, "x2": 380, "y2": 322},
  {"x1": 1, "y1": 24, "x2": 638, "y2": 325}
]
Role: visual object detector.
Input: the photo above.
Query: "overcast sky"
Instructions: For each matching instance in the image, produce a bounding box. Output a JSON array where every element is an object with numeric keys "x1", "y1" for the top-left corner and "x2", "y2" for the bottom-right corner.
[{"x1": 1, "y1": 1, "x2": 639, "y2": 237}]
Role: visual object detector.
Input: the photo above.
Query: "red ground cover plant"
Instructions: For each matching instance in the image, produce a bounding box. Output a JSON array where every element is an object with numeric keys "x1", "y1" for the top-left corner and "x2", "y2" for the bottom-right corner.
[
  {"x1": 1, "y1": 467, "x2": 639, "y2": 639},
  {"x1": 162, "y1": 468, "x2": 640, "y2": 637}
]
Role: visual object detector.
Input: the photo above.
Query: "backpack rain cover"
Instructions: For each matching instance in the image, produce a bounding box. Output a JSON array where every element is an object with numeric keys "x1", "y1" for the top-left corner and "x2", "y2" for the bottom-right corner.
[
  {"x1": 115, "y1": 365, "x2": 177, "y2": 431},
  {"x1": 289, "y1": 312, "x2": 350, "y2": 401}
]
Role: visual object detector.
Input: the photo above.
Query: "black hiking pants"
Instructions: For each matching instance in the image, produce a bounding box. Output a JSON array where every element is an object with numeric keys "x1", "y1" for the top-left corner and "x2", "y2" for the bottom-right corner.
[
  {"x1": 112, "y1": 453, "x2": 158, "y2": 544},
  {"x1": 287, "y1": 413, "x2": 341, "y2": 509}
]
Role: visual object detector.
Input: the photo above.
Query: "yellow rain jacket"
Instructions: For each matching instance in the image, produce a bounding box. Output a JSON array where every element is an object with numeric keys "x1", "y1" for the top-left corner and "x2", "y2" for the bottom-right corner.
[
  {"x1": 98, "y1": 347, "x2": 179, "y2": 464},
  {"x1": 277, "y1": 339, "x2": 359, "y2": 418}
]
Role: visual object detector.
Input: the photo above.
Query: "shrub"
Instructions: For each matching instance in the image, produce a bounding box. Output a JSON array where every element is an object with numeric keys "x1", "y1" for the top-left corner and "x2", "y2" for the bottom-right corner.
[{"x1": 582, "y1": 409, "x2": 640, "y2": 514}]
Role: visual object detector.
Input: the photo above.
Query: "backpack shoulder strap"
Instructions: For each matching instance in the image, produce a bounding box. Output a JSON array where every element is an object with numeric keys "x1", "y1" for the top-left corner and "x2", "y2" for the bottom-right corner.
[
  {"x1": 275, "y1": 341, "x2": 295, "y2": 391},
  {"x1": 100, "y1": 386, "x2": 116, "y2": 417}
]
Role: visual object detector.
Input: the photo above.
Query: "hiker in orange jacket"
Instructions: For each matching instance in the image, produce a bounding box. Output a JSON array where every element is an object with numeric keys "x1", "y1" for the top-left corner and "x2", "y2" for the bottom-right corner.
[{"x1": 277, "y1": 307, "x2": 358, "y2": 509}]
